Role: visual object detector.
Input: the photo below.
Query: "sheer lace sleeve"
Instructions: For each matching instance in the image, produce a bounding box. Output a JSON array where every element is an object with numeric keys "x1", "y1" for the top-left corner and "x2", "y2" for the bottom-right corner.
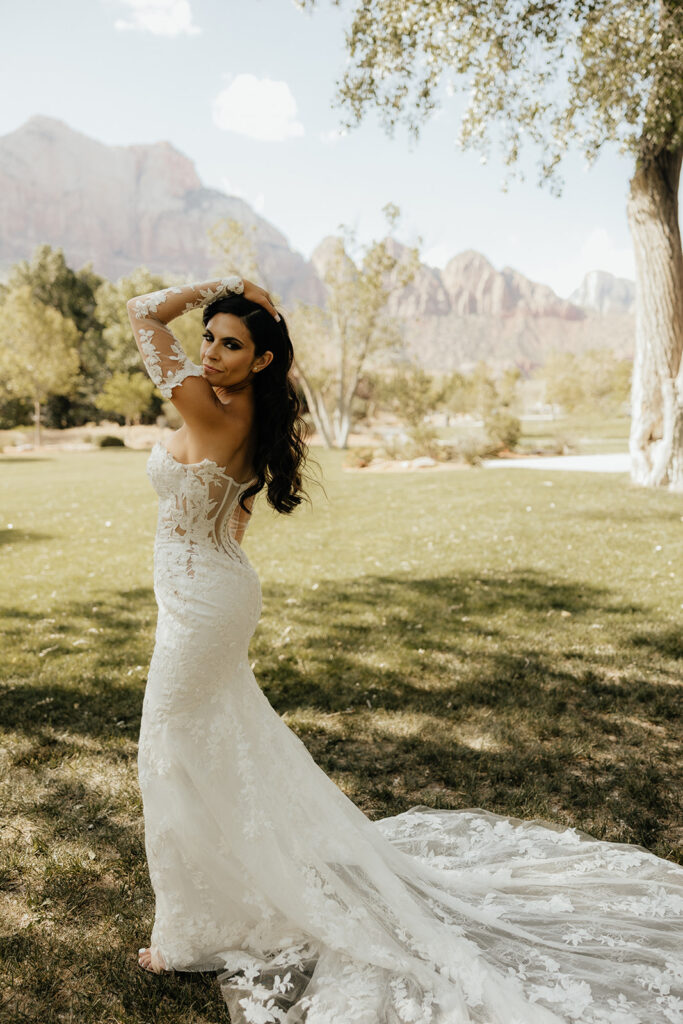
[{"x1": 126, "y1": 276, "x2": 244, "y2": 399}]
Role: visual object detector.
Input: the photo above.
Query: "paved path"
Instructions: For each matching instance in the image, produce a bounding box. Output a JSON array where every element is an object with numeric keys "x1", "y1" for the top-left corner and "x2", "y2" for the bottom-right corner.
[{"x1": 483, "y1": 453, "x2": 630, "y2": 473}]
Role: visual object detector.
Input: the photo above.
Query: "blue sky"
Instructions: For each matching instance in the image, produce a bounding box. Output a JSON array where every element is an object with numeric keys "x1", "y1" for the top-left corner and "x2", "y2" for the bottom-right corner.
[{"x1": 1, "y1": 0, "x2": 640, "y2": 296}]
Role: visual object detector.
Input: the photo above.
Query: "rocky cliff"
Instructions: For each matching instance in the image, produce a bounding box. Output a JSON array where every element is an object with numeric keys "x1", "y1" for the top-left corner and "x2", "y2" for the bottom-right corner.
[
  {"x1": 0, "y1": 116, "x2": 323, "y2": 304},
  {"x1": 569, "y1": 269, "x2": 636, "y2": 315},
  {"x1": 312, "y1": 237, "x2": 633, "y2": 372},
  {"x1": 0, "y1": 116, "x2": 634, "y2": 371}
]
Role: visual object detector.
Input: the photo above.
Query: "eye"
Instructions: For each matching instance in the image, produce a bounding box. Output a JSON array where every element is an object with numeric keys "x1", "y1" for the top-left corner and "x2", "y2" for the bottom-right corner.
[{"x1": 223, "y1": 340, "x2": 241, "y2": 350}]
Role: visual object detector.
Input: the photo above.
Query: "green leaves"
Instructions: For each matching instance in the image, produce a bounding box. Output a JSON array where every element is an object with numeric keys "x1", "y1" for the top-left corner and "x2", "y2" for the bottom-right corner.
[
  {"x1": 302, "y1": 0, "x2": 683, "y2": 185},
  {"x1": 0, "y1": 285, "x2": 80, "y2": 406}
]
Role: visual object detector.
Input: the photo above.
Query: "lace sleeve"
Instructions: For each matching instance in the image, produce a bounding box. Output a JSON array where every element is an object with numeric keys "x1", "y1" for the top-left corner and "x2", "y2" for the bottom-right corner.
[{"x1": 126, "y1": 276, "x2": 244, "y2": 399}]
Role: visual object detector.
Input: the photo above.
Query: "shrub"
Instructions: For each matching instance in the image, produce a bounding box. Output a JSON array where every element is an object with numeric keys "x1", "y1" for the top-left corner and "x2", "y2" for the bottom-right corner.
[
  {"x1": 97, "y1": 435, "x2": 126, "y2": 448},
  {"x1": 407, "y1": 423, "x2": 444, "y2": 460},
  {"x1": 547, "y1": 433, "x2": 578, "y2": 456},
  {"x1": 345, "y1": 447, "x2": 377, "y2": 468},
  {"x1": 443, "y1": 436, "x2": 496, "y2": 465},
  {"x1": 484, "y1": 410, "x2": 522, "y2": 452}
]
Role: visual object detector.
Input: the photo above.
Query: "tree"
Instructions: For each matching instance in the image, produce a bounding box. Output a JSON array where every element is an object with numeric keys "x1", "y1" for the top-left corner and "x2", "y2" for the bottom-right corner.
[
  {"x1": 7, "y1": 245, "x2": 104, "y2": 426},
  {"x1": 540, "y1": 349, "x2": 632, "y2": 414},
  {"x1": 95, "y1": 371, "x2": 156, "y2": 427},
  {"x1": 540, "y1": 352, "x2": 585, "y2": 414},
  {"x1": 377, "y1": 367, "x2": 444, "y2": 428},
  {"x1": 0, "y1": 286, "x2": 80, "y2": 445},
  {"x1": 375, "y1": 367, "x2": 447, "y2": 457},
  {"x1": 95, "y1": 266, "x2": 203, "y2": 380},
  {"x1": 208, "y1": 218, "x2": 263, "y2": 285},
  {"x1": 286, "y1": 302, "x2": 338, "y2": 446},
  {"x1": 292, "y1": 210, "x2": 419, "y2": 448},
  {"x1": 210, "y1": 209, "x2": 418, "y2": 448},
  {"x1": 299, "y1": 0, "x2": 683, "y2": 490}
]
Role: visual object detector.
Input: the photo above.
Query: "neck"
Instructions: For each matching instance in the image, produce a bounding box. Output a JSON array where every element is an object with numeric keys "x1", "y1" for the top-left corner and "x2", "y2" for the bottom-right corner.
[{"x1": 213, "y1": 380, "x2": 255, "y2": 406}]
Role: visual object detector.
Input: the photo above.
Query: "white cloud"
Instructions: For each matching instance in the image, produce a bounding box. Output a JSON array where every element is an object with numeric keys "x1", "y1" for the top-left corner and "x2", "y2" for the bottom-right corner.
[
  {"x1": 213, "y1": 74, "x2": 304, "y2": 142},
  {"x1": 113, "y1": 0, "x2": 200, "y2": 36}
]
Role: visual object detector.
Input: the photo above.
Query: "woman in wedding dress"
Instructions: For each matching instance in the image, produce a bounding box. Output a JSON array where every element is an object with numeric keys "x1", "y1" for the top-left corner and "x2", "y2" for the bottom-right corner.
[{"x1": 127, "y1": 275, "x2": 682, "y2": 1024}]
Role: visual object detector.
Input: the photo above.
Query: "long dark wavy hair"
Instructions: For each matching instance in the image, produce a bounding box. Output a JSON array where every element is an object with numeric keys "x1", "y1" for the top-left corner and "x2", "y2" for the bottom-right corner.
[{"x1": 202, "y1": 294, "x2": 308, "y2": 515}]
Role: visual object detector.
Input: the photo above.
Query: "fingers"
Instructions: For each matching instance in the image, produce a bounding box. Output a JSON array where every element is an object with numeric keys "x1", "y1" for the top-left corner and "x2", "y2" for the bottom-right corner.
[
  {"x1": 243, "y1": 279, "x2": 281, "y2": 321},
  {"x1": 260, "y1": 290, "x2": 280, "y2": 322}
]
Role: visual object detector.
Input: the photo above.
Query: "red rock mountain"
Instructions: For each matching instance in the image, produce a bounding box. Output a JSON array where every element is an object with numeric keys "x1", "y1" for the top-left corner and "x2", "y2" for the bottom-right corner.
[
  {"x1": 0, "y1": 116, "x2": 633, "y2": 371},
  {"x1": 312, "y1": 237, "x2": 633, "y2": 372},
  {"x1": 0, "y1": 115, "x2": 323, "y2": 304}
]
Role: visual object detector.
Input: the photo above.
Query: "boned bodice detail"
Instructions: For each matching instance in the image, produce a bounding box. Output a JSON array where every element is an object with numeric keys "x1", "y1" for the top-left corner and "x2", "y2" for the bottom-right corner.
[{"x1": 147, "y1": 441, "x2": 255, "y2": 558}]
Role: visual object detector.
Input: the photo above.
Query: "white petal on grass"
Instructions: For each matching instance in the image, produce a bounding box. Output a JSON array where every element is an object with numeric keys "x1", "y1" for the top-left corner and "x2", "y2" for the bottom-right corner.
[
  {"x1": 113, "y1": 0, "x2": 200, "y2": 36},
  {"x1": 213, "y1": 74, "x2": 305, "y2": 141}
]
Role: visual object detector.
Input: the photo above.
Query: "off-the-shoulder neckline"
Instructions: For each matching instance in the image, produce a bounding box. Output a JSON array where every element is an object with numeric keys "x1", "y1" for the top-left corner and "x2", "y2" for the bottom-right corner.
[{"x1": 154, "y1": 441, "x2": 257, "y2": 488}]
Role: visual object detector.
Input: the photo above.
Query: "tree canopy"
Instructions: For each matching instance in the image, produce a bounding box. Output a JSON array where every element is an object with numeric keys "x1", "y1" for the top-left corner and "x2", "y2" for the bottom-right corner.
[
  {"x1": 299, "y1": 0, "x2": 683, "y2": 187},
  {"x1": 0, "y1": 285, "x2": 81, "y2": 444},
  {"x1": 300, "y1": 0, "x2": 683, "y2": 488}
]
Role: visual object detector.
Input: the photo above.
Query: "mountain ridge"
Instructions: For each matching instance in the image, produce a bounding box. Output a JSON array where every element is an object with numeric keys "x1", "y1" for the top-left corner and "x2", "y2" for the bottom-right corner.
[{"x1": 0, "y1": 116, "x2": 635, "y2": 370}]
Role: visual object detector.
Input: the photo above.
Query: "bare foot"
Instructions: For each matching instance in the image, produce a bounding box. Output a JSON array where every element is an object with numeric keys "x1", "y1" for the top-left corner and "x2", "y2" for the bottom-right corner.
[{"x1": 138, "y1": 945, "x2": 169, "y2": 973}]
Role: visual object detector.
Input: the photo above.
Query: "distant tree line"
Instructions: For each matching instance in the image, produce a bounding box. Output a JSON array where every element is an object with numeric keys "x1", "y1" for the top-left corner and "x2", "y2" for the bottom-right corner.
[
  {"x1": 0, "y1": 242, "x2": 631, "y2": 451},
  {"x1": 0, "y1": 246, "x2": 202, "y2": 443}
]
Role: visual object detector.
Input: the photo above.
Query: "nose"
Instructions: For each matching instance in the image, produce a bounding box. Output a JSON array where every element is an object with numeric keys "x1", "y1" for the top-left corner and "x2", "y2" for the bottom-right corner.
[{"x1": 203, "y1": 339, "x2": 221, "y2": 360}]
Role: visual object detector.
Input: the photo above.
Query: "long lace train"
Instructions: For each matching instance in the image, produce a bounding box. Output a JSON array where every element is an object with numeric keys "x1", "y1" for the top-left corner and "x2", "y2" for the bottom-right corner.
[{"x1": 131, "y1": 283, "x2": 683, "y2": 1024}]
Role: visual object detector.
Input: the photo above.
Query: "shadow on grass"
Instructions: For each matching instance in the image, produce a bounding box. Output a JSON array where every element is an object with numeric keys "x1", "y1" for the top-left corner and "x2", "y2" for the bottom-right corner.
[
  {"x1": 0, "y1": 456, "x2": 53, "y2": 464},
  {"x1": 1, "y1": 568, "x2": 681, "y2": 1022},
  {"x1": 0, "y1": 527, "x2": 55, "y2": 546},
  {"x1": 1, "y1": 570, "x2": 681, "y2": 860},
  {"x1": 630, "y1": 627, "x2": 683, "y2": 660}
]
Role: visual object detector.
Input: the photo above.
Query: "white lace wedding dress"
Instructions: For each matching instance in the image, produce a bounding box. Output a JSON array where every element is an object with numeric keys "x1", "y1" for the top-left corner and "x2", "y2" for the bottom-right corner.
[{"x1": 130, "y1": 282, "x2": 683, "y2": 1024}]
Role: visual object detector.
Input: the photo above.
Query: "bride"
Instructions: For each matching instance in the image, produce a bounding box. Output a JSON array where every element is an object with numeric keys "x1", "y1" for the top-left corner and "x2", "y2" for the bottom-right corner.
[{"x1": 127, "y1": 276, "x2": 682, "y2": 1024}]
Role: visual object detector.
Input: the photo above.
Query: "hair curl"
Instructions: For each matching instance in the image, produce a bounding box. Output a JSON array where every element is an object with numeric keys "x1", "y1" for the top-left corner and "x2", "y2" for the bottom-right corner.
[{"x1": 202, "y1": 294, "x2": 308, "y2": 515}]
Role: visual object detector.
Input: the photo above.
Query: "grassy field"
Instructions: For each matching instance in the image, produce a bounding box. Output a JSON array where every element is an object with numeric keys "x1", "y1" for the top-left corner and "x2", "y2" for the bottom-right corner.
[
  {"x1": 517, "y1": 414, "x2": 631, "y2": 455},
  {"x1": 1, "y1": 446, "x2": 681, "y2": 1023}
]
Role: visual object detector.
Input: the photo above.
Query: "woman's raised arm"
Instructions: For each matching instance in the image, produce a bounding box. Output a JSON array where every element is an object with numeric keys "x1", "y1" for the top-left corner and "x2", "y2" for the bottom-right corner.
[{"x1": 126, "y1": 276, "x2": 244, "y2": 403}]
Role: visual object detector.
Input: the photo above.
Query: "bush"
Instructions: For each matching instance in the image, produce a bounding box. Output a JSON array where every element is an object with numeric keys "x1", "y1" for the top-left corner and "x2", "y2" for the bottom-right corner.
[
  {"x1": 97, "y1": 435, "x2": 126, "y2": 448},
  {"x1": 442, "y1": 436, "x2": 496, "y2": 466},
  {"x1": 484, "y1": 410, "x2": 522, "y2": 452},
  {"x1": 407, "y1": 423, "x2": 444, "y2": 460},
  {"x1": 344, "y1": 447, "x2": 377, "y2": 468},
  {"x1": 547, "y1": 433, "x2": 578, "y2": 456}
]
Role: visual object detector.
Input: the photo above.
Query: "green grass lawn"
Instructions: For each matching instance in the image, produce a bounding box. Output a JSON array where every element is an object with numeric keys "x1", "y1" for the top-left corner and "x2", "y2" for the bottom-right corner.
[
  {"x1": 1, "y1": 447, "x2": 681, "y2": 1022},
  {"x1": 438, "y1": 413, "x2": 631, "y2": 455},
  {"x1": 518, "y1": 414, "x2": 631, "y2": 455}
]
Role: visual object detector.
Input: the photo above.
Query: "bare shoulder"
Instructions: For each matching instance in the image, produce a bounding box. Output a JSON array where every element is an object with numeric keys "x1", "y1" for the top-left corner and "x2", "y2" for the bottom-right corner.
[{"x1": 171, "y1": 396, "x2": 255, "y2": 476}]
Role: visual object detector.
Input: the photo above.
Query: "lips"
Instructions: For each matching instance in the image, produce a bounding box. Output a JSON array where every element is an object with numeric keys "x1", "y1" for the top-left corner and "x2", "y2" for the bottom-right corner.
[{"x1": 203, "y1": 364, "x2": 220, "y2": 374}]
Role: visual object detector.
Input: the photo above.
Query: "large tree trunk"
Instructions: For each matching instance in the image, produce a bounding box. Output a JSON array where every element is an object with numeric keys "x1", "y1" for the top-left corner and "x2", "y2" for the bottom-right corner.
[
  {"x1": 626, "y1": 148, "x2": 683, "y2": 490},
  {"x1": 334, "y1": 374, "x2": 361, "y2": 449},
  {"x1": 297, "y1": 372, "x2": 335, "y2": 448},
  {"x1": 334, "y1": 408, "x2": 352, "y2": 449},
  {"x1": 33, "y1": 398, "x2": 41, "y2": 448}
]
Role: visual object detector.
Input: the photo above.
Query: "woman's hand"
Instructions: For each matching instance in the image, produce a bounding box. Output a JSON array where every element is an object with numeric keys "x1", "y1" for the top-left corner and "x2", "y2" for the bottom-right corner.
[{"x1": 242, "y1": 279, "x2": 280, "y2": 321}]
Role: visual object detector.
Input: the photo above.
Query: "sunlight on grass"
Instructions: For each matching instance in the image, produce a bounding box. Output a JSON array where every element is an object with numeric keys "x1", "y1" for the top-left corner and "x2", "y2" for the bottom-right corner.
[{"x1": 1, "y1": 445, "x2": 681, "y2": 1021}]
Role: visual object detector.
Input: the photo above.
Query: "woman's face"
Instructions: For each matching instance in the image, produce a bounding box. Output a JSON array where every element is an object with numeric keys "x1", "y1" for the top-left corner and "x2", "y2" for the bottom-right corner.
[{"x1": 201, "y1": 313, "x2": 272, "y2": 389}]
